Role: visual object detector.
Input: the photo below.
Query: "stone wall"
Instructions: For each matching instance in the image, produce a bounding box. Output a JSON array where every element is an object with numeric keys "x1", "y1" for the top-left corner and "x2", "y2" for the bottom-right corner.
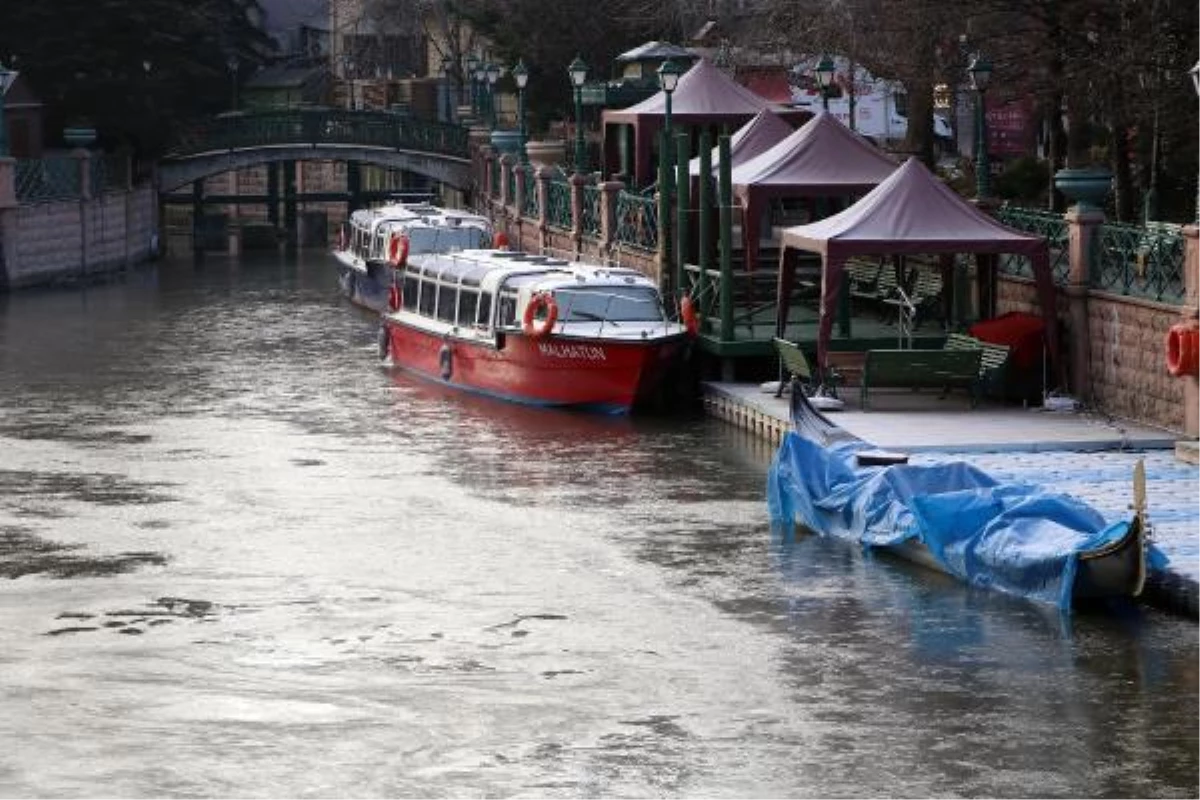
[
  {"x1": 1, "y1": 185, "x2": 158, "y2": 290},
  {"x1": 997, "y1": 275, "x2": 1186, "y2": 432}
]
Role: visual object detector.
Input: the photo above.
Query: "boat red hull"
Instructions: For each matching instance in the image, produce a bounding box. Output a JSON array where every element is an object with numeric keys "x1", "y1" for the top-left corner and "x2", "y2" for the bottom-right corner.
[{"x1": 383, "y1": 319, "x2": 688, "y2": 413}]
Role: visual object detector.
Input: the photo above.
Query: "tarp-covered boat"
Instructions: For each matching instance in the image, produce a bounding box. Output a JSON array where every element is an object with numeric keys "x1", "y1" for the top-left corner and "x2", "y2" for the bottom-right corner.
[{"x1": 767, "y1": 390, "x2": 1159, "y2": 609}]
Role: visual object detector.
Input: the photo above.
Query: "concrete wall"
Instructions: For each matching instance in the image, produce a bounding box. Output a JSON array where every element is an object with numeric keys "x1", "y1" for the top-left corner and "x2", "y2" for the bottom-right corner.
[{"x1": 1, "y1": 185, "x2": 158, "y2": 290}]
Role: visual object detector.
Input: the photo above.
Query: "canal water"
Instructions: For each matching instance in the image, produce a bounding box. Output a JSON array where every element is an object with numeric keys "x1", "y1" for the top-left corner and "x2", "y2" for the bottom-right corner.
[{"x1": 0, "y1": 251, "x2": 1196, "y2": 798}]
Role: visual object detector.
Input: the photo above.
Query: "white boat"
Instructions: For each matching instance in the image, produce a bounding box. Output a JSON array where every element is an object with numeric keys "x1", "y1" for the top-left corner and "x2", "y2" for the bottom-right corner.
[{"x1": 331, "y1": 202, "x2": 493, "y2": 312}]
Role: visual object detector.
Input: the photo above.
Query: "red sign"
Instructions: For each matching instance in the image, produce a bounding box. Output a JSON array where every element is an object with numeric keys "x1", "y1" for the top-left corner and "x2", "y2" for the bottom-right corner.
[{"x1": 986, "y1": 96, "x2": 1035, "y2": 157}]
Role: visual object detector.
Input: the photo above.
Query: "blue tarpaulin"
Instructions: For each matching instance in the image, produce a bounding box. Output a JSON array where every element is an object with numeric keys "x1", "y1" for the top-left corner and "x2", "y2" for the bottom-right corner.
[{"x1": 767, "y1": 432, "x2": 1161, "y2": 609}]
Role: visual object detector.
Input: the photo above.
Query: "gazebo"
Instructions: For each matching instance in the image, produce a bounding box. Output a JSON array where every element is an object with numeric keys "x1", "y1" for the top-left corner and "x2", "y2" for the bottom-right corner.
[
  {"x1": 732, "y1": 112, "x2": 899, "y2": 270},
  {"x1": 776, "y1": 157, "x2": 1060, "y2": 376},
  {"x1": 687, "y1": 108, "x2": 794, "y2": 176},
  {"x1": 601, "y1": 58, "x2": 805, "y2": 186}
]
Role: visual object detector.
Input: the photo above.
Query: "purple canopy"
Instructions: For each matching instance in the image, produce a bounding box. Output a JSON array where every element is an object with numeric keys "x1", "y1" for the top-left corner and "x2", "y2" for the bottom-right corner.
[
  {"x1": 777, "y1": 157, "x2": 1060, "y2": 376},
  {"x1": 602, "y1": 59, "x2": 805, "y2": 186},
  {"x1": 731, "y1": 112, "x2": 899, "y2": 270},
  {"x1": 688, "y1": 109, "x2": 794, "y2": 176}
]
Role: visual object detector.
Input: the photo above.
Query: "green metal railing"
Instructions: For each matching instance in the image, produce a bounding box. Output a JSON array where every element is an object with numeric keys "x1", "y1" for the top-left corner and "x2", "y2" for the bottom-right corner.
[
  {"x1": 16, "y1": 157, "x2": 82, "y2": 202},
  {"x1": 612, "y1": 191, "x2": 658, "y2": 251},
  {"x1": 166, "y1": 109, "x2": 470, "y2": 159},
  {"x1": 581, "y1": 185, "x2": 602, "y2": 238},
  {"x1": 545, "y1": 178, "x2": 572, "y2": 230},
  {"x1": 995, "y1": 205, "x2": 1070, "y2": 283},
  {"x1": 1093, "y1": 221, "x2": 1184, "y2": 304},
  {"x1": 520, "y1": 166, "x2": 539, "y2": 218}
]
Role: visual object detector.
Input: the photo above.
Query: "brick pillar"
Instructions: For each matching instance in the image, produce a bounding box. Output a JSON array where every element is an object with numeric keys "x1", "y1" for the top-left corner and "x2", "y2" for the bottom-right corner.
[
  {"x1": 600, "y1": 179, "x2": 624, "y2": 261},
  {"x1": 0, "y1": 157, "x2": 17, "y2": 288},
  {"x1": 535, "y1": 166, "x2": 550, "y2": 254},
  {"x1": 513, "y1": 164, "x2": 528, "y2": 250},
  {"x1": 569, "y1": 173, "x2": 587, "y2": 260},
  {"x1": 1064, "y1": 206, "x2": 1104, "y2": 402},
  {"x1": 1180, "y1": 225, "x2": 1199, "y2": 437}
]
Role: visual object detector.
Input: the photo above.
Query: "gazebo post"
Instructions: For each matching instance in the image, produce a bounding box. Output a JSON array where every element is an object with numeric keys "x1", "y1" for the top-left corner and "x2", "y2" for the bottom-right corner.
[
  {"x1": 675, "y1": 131, "x2": 690, "y2": 303},
  {"x1": 718, "y1": 133, "x2": 735, "y2": 365},
  {"x1": 697, "y1": 130, "x2": 713, "y2": 312}
]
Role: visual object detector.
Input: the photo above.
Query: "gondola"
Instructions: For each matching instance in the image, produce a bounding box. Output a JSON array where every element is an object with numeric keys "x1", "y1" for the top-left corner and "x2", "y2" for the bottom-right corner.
[{"x1": 767, "y1": 387, "x2": 1153, "y2": 609}]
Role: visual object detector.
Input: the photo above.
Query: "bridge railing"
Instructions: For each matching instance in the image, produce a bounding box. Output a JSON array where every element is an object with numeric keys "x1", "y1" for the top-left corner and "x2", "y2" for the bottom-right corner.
[{"x1": 166, "y1": 109, "x2": 470, "y2": 159}]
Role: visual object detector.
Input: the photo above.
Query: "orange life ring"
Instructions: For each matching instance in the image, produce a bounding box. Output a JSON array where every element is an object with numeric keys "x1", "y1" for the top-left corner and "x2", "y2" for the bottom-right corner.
[
  {"x1": 1165, "y1": 323, "x2": 1199, "y2": 377},
  {"x1": 522, "y1": 292, "x2": 558, "y2": 339},
  {"x1": 493, "y1": 231, "x2": 510, "y2": 250},
  {"x1": 388, "y1": 233, "x2": 409, "y2": 266},
  {"x1": 387, "y1": 284, "x2": 402, "y2": 312},
  {"x1": 680, "y1": 295, "x2": 699, "y2": 336}
]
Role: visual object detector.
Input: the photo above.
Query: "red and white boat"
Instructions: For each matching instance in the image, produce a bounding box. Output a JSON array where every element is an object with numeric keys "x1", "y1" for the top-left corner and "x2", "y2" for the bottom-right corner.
[
  {"x1": 332, "y1": 202, "x2": 492, "y2": 313},
  {"x1": 380, "y1": 248, "x2": 696, "y2": 414}
]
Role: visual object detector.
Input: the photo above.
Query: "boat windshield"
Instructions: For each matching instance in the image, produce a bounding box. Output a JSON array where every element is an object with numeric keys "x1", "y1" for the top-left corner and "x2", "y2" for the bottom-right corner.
[
  {"x1": 406, "y1": 226, "x2": 490, "y2": 254},
  {"x1": 554, "y1": 286, "x2": 665, "y2": 323}
]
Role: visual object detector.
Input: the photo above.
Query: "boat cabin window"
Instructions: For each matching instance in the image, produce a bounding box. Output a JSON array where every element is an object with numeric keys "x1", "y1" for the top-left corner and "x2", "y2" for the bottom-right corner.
[
  {"x1": 457, "y1": 289, "x2": 479, "y2": 327},
  {"x1": 436, "y1": 284, "x2": 456, "y2": 322},
  {"x1": 407, "y1": 226, "x2": 490, "y2": 254},
  {"x1": 418, "y1": 277, "x2": 436, "y2": 316},
  {"x1": 554, "y1": 286, "x2": 665, "y2": 322},
  {"x1": 497, "y1": 290, "x2": 519, "y2": 328},
  {"x1": 402, "y1": 272, "x2": 419, "y2": 311},
  {"x1": 477, "y1": 292, "x2": 493, "y2": 328}
]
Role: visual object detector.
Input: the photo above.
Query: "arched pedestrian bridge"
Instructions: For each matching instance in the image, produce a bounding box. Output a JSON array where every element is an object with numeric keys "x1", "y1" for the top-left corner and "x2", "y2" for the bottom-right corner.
[{"x1": 158, "y1": 109, "x2": 472, "y2": 194}]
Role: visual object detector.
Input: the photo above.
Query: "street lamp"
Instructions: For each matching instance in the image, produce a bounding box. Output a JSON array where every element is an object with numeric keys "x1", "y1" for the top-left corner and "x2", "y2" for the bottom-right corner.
[
  {"x1": 485, "y1": 61, "x2": 500, "y2": 129},
  {"x1": 657, "y1": 58, "x2": 682, "y2": 138},
  {"x1": 967, "y1": 52, "x2": 993, "y2": 199},
  {"x1": 815, "y1": 54, "x2": 835, "y2": 112},
  {"x1": 227, "y1": 55, "x2": 240, "y2": 112},
  {"x1": 466, "y1": 53, "x2": 480, "y2": 115},
  {"x1": 1190, "y1": 60, "x2": 1199, "y2": 223},
  {"x1": 0, "y1": 61, "x2": 18, "y2": 157},
  {"x1": 512, "y1": 59, "x2": 529, "y2": 163},
  {"x1": 568, "y1": 56, "x2": 588, "y2": 174}
]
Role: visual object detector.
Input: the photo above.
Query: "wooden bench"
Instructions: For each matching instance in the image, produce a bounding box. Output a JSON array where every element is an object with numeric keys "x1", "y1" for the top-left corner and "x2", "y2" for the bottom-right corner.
[
  {"x1": 943, "y1": 333, "x2": 1011, "y2": 399},
  {"x1": 860, "y1": 348, "x2": 983, "y2": 409}
]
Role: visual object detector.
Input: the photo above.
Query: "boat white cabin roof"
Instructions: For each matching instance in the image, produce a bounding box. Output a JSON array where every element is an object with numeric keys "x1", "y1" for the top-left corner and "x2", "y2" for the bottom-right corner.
[
  {"x1": 350, "y1": 203, "x2": 491, "y2": 237},
  {"x1": 409, "y1": 249, "x2": 660, "y2": 297}
]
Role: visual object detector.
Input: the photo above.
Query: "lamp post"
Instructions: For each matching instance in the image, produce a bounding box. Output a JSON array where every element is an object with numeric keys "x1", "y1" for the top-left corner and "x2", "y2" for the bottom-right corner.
[
  {"x1": 0, "y1": 61, "x2": 17, "y2": 157},
  {"x1": 466, "y1": 53, "x2": 480, "y2": 115},
  {"x1": 473, "y1": 59, "x2": 486, "y2": 121},
  {"x1": 227, "y1": 55, "x2": 240, "y2": 111},
  {"x1": 485, "y1": 61, "x2": 500, "y2": 129},
  {"x1": 968, "y1": 52, "x2": 993, "y2": 199},
  {"x1": 441, "y1": 53, "x2": 453, "y2": 123},
  {"x1": 1190, "y1": 60, "x2": 1199, "y2": 223},
  {"x1": 512, "y1": 59, "x2": 529, "y2": 164},
  {"x1": 815, "y1": 54, "x2": 835, "y2": 113},
  {"x1": 568, "y1": 56, "x2": 588, "y2": 174}
]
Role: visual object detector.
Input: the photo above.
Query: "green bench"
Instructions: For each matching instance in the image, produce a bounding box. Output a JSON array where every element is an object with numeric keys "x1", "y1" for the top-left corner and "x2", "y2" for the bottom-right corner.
[
  {"x1": 943, "y1": 333, "x2": 1011, "y2": 399},
  {"x1": 860, "y1": 348, "x2": 983, "y2": 409},
  {"x1": 773, "y1": 337, "x2": 816, "y2": 397}
]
